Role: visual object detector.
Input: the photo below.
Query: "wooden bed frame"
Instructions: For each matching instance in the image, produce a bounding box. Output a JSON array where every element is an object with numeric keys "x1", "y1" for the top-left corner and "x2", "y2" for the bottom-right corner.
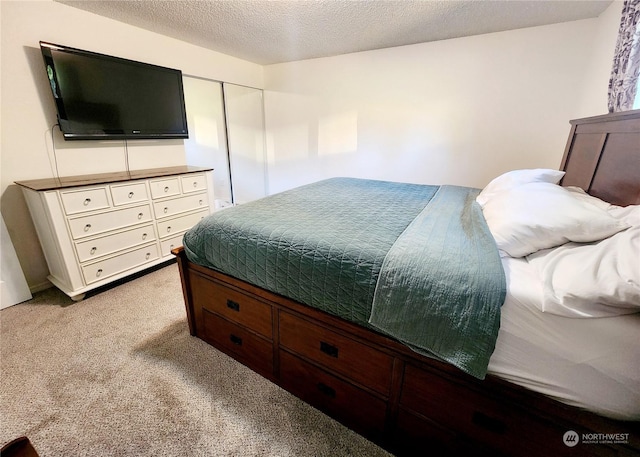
[{"x1": 173, "y1": 110, "x2": 640, "y2": 457}]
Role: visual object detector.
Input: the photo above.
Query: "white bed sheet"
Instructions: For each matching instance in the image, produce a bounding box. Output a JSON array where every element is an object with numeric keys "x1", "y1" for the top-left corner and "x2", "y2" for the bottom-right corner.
[{"x1": 487, "y1": 255, "x2": 640, "y2": 421}]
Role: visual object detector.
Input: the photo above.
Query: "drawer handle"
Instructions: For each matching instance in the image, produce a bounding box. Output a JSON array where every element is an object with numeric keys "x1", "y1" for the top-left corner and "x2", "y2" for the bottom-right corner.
[
  {"x1": 84, "y1": 224, "x2": 92, "y2": 232},
  {"x1": 128, "y1": 192, "x2": 134, "y2": 198},
  {"x1": 142, "y1": 233, "x2": 147, "y2": 240},
  {"x1": 193, "y1": 182, "x2": 198, "y2": 188},
  {"x1": 164, "y1": 207, "x2": 168, "y2": 214},
  {"x1": 96, "y1": 268, "x2": 103, "y2": 277},
  {"x1": 166, "y1": 226, "x2": 172, "y2": 233},
  {"x1": 164, "y1": 186, "x2": 169, "y2": 192},
  {"x1": 230, "y1": 334, "x2": 243, "y2": 346},
  {"x1": 226, "y1": 299, "x2": 240, "y2": 312},
  {"x1": 90, "y1": 247, "x2": 97, "y2": 255},
  {"x1": 199, "y1": 199, "x2": 203, "y2": 206},
  {"x1": 145, "y1": 252, "x2": 151, "y2": 260},
  {"x1": 320, "y1": 341, "x2": 339, "y2": 358},
  {"x1": 472, "y1": 411, "x2": 506, "y2": 434},
  {"x1": 138, "y1": 212, "x2": 143, "y2": 220},
  {"x1": 317, "y1": 383, "x2": 336, "y2": 398},
  {"x1": 83, "y1": 198, "x2": 91, "y2": 206}
]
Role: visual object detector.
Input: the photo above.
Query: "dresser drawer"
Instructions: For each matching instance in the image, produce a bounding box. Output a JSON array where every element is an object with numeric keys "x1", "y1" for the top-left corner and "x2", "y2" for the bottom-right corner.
[
  {"x1": 180, "y1": 173, "x2": 207, "y2": 194},
  {"x1": 110, "y1": 182, "x2": 149, "y2": 206},
  {"x1": 81, "y1": 242, "x2": 159, "y2": 284},
  {"x1": 149, "y1": 177, "x2": 180, "y2": 199},
  {"x1": 279, "y1": 350, "x2": 387, "y2": 436},
  {"x1": 160, "y1": 234, "x2": 184, "y2": 257},
  {"x1": 279, "y1": 312, "x2": 393, "y2": 395},
  {"x1": 75, "y1": 224, "x2": 155, "y2": 262},
  {"x1": 400, "y1": 364, "x2": 585, "y2": 457},
  {"x1": 60, "y1": 187, "x2": 110, "y2": 215},
  {"x1": 153, "y1": 193, "x2": 209, "y2": 219},
  {"x1": 68, "y1": 204, "x2": 153, "y2": 239},
  {"x1": 191, "y1": 276, "x2": 272, "y2": 338},
  {"x1": 202, "y1": 309, "x2": 273, "y2": 376},
  {"x1": 156, "y1": 209, "x2": 208, "y2": 239}
]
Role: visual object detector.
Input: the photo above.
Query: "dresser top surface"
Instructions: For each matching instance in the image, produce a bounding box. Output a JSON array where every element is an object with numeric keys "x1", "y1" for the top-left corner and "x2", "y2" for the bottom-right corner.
[{"x1": 15, "y1": 166, "x2": 213, "y2": 191}]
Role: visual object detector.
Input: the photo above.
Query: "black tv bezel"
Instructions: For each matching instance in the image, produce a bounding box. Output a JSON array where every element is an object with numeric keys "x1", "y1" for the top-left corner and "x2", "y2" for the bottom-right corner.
[{"x1": 40, "y1": 41, "x2": 189, "y2": 141}]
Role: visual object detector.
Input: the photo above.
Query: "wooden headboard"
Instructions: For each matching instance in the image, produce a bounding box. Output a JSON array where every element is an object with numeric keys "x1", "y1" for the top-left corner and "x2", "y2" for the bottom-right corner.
[{"x1": 560, "y1": 109, "x2": 640, "y2": 206}]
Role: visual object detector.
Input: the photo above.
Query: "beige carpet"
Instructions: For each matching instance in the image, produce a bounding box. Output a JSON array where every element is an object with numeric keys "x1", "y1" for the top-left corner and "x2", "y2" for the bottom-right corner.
[{"x1": 0, "y1": 263, "x2": 391, "y2": 456}]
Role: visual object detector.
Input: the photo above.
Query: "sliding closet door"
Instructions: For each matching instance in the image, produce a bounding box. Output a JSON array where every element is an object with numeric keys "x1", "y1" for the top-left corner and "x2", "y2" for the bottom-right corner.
[
  {"x1": 224, "y1": 84, "x2": 268, "y2": 204},
  {"x1": 183, "y1": 76, "x2": 233, "y2": 209}
]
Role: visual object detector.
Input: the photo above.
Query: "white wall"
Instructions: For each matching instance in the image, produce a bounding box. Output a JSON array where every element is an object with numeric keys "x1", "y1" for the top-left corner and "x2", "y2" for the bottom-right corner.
[
  {"x1": 263, "y1": 9, "x2": 618, "y2": 194},
  {"x1": 578, "y1": 0, "x2": 623, "y2": 115},
  {"x1": 1, "y1": 0, "x2": 263, "y2": 291},
  {"x1": 0, "y1": 0, "x2": 624, "y2": 292}
]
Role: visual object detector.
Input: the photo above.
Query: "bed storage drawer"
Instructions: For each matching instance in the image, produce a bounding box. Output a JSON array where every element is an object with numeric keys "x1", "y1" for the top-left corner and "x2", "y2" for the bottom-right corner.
[
  {"x1": 202, "y1": 308, "x2": 273, "y2": 376},
  {"x1": 400, "y1": 364, "x2": 595, "y2": 457},
  {"x1": 279, "y1": 312, "x2": 393, "y2": 395},
  {"x1": 194, "y1": 278, "x2": 273, "y2": 339},
  {"x1": 394, "y1": 409, "x2": 493, "y2": 457},
  {"x1": 279, "y1": 350, "x2": 387, "y2": 437}
]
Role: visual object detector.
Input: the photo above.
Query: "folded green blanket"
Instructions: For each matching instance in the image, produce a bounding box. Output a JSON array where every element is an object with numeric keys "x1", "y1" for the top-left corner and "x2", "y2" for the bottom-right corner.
[{"x1": 369, "y1": 185, "x2": 506, "y2": 379}]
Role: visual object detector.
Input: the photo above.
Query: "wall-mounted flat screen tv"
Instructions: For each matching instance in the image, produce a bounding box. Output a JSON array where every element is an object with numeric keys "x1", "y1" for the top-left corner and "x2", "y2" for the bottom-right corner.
[{"x1": 40, "y1": 41, "x2": 189, "y2": 141}]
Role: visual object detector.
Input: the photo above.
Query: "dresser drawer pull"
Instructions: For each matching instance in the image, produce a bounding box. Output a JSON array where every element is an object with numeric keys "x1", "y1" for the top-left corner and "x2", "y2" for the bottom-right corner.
[
  {"x1": 317, "y1": 382, "x2": 336, "y2": 398},
  {"x1": 230, "y1": 334, "x2": 243, "y2": 346},
  {"x1": 193, "y1": 181, "x2": 198, "y2": 188},
  {"x1": 96, "y1": 268, "x2": 103, "y2": 277},
  {"x1": 163, "y1": 207, "x2": 168, "y2": 213},
  {"x1": 83, "y1": 198, "x2": 91, "y2": 206},
  {"x1": 164, "y1": 186, "x2": 170, "y2": 193},
  {"x1": 166, "y1": 226, "x2": 172, "y2": 233},
  {"x1": 142, "y1": 233, "x2": 148, "y2": 240},
  {"x1": 128, "y1": 192, "x2": 134, "y2": 199},
  {"x1": 471, "y1": 411, "x2": 506, "y2": 434},
  {"x1": 320, "y1": 341, "x2": 339, "y2": 358},
  {"x1": 226, "y1": 299, "x2": 240, "y2": 312},
  {"x1": 145, "y1": 252, "x2": 151, "y2": 260},
  {"x1": 138, "y1": 212, "x2": 143, "y2": 220},
  {"x1": 199, "y1": 199, "x2": 203, "y2": 206},
  {"x1": 84, "y1": 224, "x2": 92, "y2": 232},
  {"x1": 90, "y1": 247, "x2": 97, "y2": 255}
]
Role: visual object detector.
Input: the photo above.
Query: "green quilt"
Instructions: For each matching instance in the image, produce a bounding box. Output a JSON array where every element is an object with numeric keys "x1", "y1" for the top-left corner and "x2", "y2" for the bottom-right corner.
[{"x1": 183, "y1": 178, "x2": 505, "y2": 378}]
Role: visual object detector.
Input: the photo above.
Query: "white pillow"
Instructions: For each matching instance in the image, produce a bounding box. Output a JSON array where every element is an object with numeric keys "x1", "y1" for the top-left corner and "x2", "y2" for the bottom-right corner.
[
  {"x1": 482, "y1": 182, "x2": 629, "y2": 257},
  {"x1": 566, "y1": 187, "x2": 640, "y2": 225},
  {"x1": 476, "y1": 168, "x2": 565, "y2": 207},
  {"x1": 528, "y1": 225, "x2": 640, "y2": 318},
  {"x1": 564, "y1": 186, "x2": 613, "y2": 211}
]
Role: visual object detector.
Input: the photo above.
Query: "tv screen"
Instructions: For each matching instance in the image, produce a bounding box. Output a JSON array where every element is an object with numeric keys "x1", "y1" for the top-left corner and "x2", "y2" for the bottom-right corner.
[{"x1": 40, "y1": 41, "x2": 189, "y2": 140}]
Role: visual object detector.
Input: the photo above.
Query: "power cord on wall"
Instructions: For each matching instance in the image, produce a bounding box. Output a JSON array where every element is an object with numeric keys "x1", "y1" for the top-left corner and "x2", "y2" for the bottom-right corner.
[
  {"x1": 49, "y1": 123, "x2": 62, "y2": 184},
  {"x1": 49, "y1": 124, "x2": 133, "y2": 181},
  {"x1": 124, "y1": 138, "x2": 131, "y2": 177}
]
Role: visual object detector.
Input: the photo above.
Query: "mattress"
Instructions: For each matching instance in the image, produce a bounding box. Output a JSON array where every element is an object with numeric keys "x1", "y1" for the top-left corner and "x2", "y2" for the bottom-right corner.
[{"x1": 489, "y1": 255, "x2": 640, "y2": 420}]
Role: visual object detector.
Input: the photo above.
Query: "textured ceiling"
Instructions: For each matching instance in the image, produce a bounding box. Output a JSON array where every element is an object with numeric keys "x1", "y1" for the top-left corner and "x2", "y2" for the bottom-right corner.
[{"x1": 57, "y1": 0, "x2": 613, "y2": 65}]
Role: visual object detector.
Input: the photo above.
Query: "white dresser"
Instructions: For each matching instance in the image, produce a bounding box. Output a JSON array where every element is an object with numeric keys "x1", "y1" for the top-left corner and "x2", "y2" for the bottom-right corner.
[{"x1": 16, "y1": 166, "x2": 213, "y2": 300}]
